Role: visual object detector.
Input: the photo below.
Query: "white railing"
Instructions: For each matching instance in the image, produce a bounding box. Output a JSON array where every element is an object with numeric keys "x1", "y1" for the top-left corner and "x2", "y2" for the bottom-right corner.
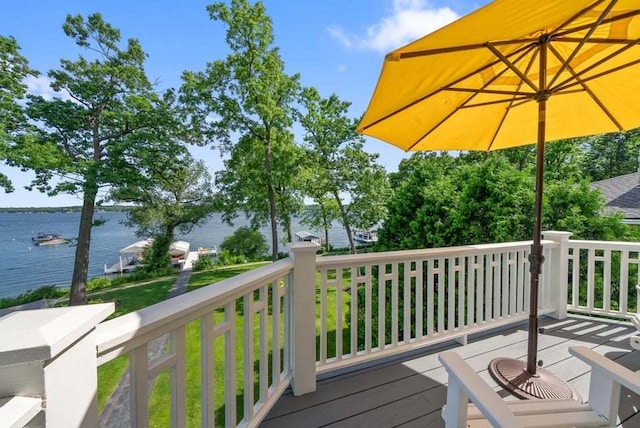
[
  {"x1": 96, "y1": 258, "x2": 296, "y2": 428},
  {"x1": 7, "y1": 232, "x2": 640, "y2": 427},
  {"x1": 567, "y1": 239, "x2": 640, "y2": 320},
  {"x1": 313, "y1": 240, "x2": 560, "y2": 373}
]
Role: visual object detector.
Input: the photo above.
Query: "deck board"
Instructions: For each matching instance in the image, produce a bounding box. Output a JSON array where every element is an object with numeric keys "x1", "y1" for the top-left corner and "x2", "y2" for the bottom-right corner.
[{"x1": 262, "y1": 315, "x2": 640, "y2": 427}]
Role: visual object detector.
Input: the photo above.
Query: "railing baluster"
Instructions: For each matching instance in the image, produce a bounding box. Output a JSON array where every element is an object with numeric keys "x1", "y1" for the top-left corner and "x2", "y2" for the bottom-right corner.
[
  {"x1": 477, "y1": 255, "x2": 485, "y2": 324},
  {"x1": 392, "y1": 262, "x2": 399, "y2": 346},
  {"x1": 467, "y1": 256, "x2": 475, "y2": 326},
  {"x1": 427, "y1": 259, "x2": 434, "y2": 336},
  {"x1": 404, "y1": 262, "x2": 411, "y2": 342},
  {"x1": 172, "y1": 326, "x2": 186, "y2": 428},
  {"x1": 260, "y1": 285, "x2": 268, "y2": 404},
  {"x1": 320, "y1": 269, "x2": 328, "y2": 363},
  {"x1": 365, "y1": 264, "x2": 372, "y2": 352},
  {"x1": 501, "y1": 252, "x2": 509, "y2": 317},
  {"x1": 517, "y1": 250, "x2": 525, "y2": 313},
  {"x1": 336, "y1": 268, "x2": 343, "y2": 360},
  {"x1": 587, "y1": 248, "x2": 595, "y2": 310},
  {"x1": 447, "y1": 257, "x2": 455, "y2": 331},
  {"x1": 130, "y1": 344, "x2": 149, "y2": 428},
  {"x1": 271, "y1": 280, "x2": 281, "y2": 384},
  {"x1": 620, "y1": 250, "x2": 629, "y2": 314},
  {"x1": 378, "y1": 264, "x2": 387, "y2": 349},
  {"x1": 437, "y1": 258, "x2": 445, "y2": 333},
  {"x1": 416, "y1": 259, "x2": 424, "y2": 339},
  {"x1": 225, "y1": 302, "x2": 237, "y2": 427},
  {"x1": 201, "y1": 313, "x2": 215, "y2": 428},
  {"x1": 350, "y1": 267, "x2": 358, "y2": 355},
  {"x1": 603, "y1": 249, "x2": 611, "y2": 312},
  {"x1": 243, "y1": 294, "x2": 254, "y2": 422},
  {"x1": 457, "y1": 256, "x2": 465, "y2": 329}
]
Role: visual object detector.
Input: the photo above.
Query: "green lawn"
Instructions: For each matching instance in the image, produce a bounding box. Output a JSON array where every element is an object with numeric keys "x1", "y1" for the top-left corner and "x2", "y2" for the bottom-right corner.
[{"x1": 96, "y1": 263, "x2": 351, "y2": 426}]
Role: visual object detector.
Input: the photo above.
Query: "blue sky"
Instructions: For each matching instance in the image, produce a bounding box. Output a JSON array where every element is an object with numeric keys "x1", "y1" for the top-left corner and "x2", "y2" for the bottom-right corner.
[{"x1": 0, "y1": 0, "x2": 487, "y2": 207}]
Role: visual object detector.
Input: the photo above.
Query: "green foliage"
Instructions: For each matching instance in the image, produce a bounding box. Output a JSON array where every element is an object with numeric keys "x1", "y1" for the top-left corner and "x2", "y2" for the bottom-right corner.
[
  {"x1": 0, "y1": 35, "x2": 38, "y2": 192},
  {"x1": 219, "y1": 226, "x2": 268, "y2": 261},
  {"x1": 87, "y1": 277, "x2": 112, "y2": 291},
  {"x1": 180, "y1": 0, "x2": 301, "y2": 261},
  {"x1": 7, "y1": 13, "x2": 173, "y2": 305},
  {"x1": 379, "y1": 151, "x2": 627, "y2": 250},
  {"x1": 193, "y1": 254, "x2": 216, "y2": 271},
  {"x1": 0, "y1": 285, "x2": 66, "y2": 309},
  {"x1": 298, "y1": 87, "x2": 392, "y2": 253},
  {"x1": 579, "y1": 130, "x2": 640, "y2": 181}
]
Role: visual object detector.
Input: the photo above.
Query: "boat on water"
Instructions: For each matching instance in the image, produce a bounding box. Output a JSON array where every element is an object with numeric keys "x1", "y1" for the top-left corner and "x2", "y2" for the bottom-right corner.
[
  {"x1": 32, "y1": 233, "x2": 70, "y2": 246},
  {"x1": 353, "y1": 230, "x2": 378, "y2": 244}
]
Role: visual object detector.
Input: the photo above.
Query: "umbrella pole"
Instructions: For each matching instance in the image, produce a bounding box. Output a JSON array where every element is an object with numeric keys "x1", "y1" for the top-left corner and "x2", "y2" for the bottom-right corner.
[
  {"x1": 488, "y1": 39, "x2": 579, "y2": 400},
  {"x1": 526, "y1": 92, "x2": 547, "y2": 376}
]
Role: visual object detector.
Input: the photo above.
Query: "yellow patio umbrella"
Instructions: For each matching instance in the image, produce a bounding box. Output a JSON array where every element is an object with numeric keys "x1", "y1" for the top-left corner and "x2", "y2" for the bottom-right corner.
[{"x1": 358, "y1": 0, "x2": 640, "y2": 400}]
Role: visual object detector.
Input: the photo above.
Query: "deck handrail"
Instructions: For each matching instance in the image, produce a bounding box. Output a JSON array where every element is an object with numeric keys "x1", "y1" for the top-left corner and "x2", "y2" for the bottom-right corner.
[{"x1": 96, "y1": 258, "x2": 294, "y2": 363}]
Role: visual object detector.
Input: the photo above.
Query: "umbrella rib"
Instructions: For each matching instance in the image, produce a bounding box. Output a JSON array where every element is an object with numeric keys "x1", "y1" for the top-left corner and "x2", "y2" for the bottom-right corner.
[
  {"x1": 487, "y1": 48, "x2": 540, "y2": 151},
  {"x1": 361, "y1": 43, "x2": 536, "y2": 133},
  {"x1": 392, "y1": 38, "x2": 538, "y2": 60},
  {"x1": 556, "y1": 37, "x2": 640, "y2": 44},
  {"x1": 486, "y1": 43, "x2": 538, "y2": 92},
  {"x1": 548, "y1": 45, "x2": 624, "y2": 131},
  {"x1": 552, "y1": 38, "x2": 640, "y2": 92},
  {"x1": 549, "y1": 0, "x2": 608, "y2": 35},
  {"x1": 555, "y1": 7, "x2": 640, "y2": 38},
  {"x1": 460, "y1": 95, "x2": 531, "y2": 109},
  {"x1": 405, "y1": 45, "x2": 538, "y2": 150},
  {"x1": 547, "y1": 0, "x2": 618, "y2": 89},
  {"x1": 445, "y1": 88, "x2": 533, "y2": 97}
]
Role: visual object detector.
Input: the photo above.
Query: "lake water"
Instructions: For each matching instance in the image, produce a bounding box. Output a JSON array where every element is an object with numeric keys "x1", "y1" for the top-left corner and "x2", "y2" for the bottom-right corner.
[{"x1": 0, "y1": 211, "x2": 350, "y2": 298}]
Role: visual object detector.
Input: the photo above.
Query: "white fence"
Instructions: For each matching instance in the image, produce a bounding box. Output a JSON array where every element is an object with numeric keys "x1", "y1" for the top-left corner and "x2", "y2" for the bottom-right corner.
[
  {"x1": 567, "y1": 239, "x2": 640, "y2": 320},
  {"x1": 2, "y1": 232, "x2": 638, "y2": 427}
]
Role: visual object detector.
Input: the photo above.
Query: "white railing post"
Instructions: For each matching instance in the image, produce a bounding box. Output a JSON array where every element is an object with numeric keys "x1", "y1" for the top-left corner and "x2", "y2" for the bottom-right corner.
[
  {"x1": 543, "y1": 231, "x2": 572, "y2": 319},
  {"x1": 288, "y1": 242, "x2": 319, "y2": 396},
  {"x1": 0, "y1": 304, "x2": 114, "y2": 427}
]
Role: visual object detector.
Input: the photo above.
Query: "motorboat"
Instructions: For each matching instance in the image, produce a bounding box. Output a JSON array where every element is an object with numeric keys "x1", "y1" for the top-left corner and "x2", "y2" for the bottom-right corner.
[
  {"x1": 32, "y1": 233, "x2": 69, "y2": 246},
  {"x1": 353, "y1": 230, "x2": 378, "y2": 244}
]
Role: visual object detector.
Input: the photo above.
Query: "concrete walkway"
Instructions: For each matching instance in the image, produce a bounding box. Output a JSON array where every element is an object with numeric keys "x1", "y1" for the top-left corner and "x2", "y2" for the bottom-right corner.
[{"x1": 98, "y1": 267, "x2": 193, "y2": 428}]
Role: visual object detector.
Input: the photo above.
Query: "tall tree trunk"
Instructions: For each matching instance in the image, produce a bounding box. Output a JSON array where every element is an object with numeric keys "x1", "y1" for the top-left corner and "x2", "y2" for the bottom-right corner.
[
  {"x1": 69, "y1": 189, "x2": 97, "y2": 305},
  {"x1": 321, "y1": 204, "x2": 330, "y2": 253},
  {"x1": 264, "y1": 143, "x2": 278, "y2": 261},
  {"x1": 332, "y1": 190, "x2": 356, "y2": 254}
]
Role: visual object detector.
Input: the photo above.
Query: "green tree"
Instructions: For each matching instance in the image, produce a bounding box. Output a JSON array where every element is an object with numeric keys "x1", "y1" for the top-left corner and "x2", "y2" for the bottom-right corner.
[
  {"x1": 220, "y1": 226, "x2": 268, "y2": 261},
  {"x1": 299, "y1": 87, "x2": 391, "y2": 253},
  {"x1": 0, "y1": 35, "x2": 38, "y2": 192},
  {"x1": 9, "y1": 14, "x2": 167, "y2": 305},
  {"x1": 180, "y1": 0, "x2": 300, "y2": 261},
  {"x1": 580, "y1": 130, "x2": 640, "y2": 181},
  {"x1": 111, "y1": 148, "x2": 217, "y2": 272}
]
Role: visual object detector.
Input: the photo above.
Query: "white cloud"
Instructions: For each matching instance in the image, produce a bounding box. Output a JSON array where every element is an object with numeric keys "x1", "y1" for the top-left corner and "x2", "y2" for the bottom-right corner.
[
  {"x1": 329, "y1": 0, "x2": 459, "y2": 52},
  {"x1": 25, "y1": 75, "x2": 72, "y2": 101}
]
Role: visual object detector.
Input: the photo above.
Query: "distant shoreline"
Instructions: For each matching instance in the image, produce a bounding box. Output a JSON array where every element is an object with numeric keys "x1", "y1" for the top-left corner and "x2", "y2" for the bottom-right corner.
[{"x1": 0, "y1": 206, "x2": 132, "y2": 213}]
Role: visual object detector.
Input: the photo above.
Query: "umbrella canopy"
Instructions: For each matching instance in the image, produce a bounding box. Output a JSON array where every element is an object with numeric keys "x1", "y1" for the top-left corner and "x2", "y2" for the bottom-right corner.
[{"x1": 358, "y1": 0, "x2": 640, "y2": 400}]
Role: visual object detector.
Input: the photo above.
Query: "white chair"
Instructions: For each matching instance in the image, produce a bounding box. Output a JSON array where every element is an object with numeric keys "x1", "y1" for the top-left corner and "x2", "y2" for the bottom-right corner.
[{"x1": 438, "y1": 346, "x2": 640, "y2": 428}]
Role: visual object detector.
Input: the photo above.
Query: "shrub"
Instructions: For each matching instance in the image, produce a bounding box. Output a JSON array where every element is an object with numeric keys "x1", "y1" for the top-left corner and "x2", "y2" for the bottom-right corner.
[
  {"x1": 193, "y1": 255, "x2": 216, "y2": 272},
  {"x1": 215, "y1": 249, "x2": 247, "y2": 266},
  {"x1": 0, "y1": 285, "x2": 67, "y2": 309},
  {"x1": 87, "y1": 277, "x2": 112, "y2": 291},
  {"x1": 220, "y1": 227, "x2": 268, "y2": 261}
]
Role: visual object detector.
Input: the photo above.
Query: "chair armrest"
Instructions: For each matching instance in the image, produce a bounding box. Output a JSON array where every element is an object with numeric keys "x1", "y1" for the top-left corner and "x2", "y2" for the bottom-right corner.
[
  {"x1": 569, "y1": 346, "x2": 640, "y2": 394},
  {"x1": 438, "y1": 351, "x2": 522, "y2": 428}
]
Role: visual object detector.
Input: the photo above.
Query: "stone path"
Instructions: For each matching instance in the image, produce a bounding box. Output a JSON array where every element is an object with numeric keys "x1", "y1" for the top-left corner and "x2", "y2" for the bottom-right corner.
[{"x1": 98, "y1": 267, "x2": 193, "y2": 428}]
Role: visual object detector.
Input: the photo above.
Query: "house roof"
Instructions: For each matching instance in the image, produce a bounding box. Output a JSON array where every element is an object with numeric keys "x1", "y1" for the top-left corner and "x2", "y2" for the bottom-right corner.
[{"x1": 590, "y1": 172, "x2": 640, "y2": 220}]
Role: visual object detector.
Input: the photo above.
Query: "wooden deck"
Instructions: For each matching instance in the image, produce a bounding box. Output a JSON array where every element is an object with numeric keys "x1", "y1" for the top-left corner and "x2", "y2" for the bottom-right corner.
[{"x1": 262, "y1": 315, "x2": 640, "y2": 427}]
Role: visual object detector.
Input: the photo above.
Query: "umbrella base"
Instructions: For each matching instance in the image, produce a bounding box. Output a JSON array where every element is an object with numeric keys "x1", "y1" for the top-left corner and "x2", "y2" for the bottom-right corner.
[{"x1": 488, "y1": 358, "x2": 581, "y2": 401}]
